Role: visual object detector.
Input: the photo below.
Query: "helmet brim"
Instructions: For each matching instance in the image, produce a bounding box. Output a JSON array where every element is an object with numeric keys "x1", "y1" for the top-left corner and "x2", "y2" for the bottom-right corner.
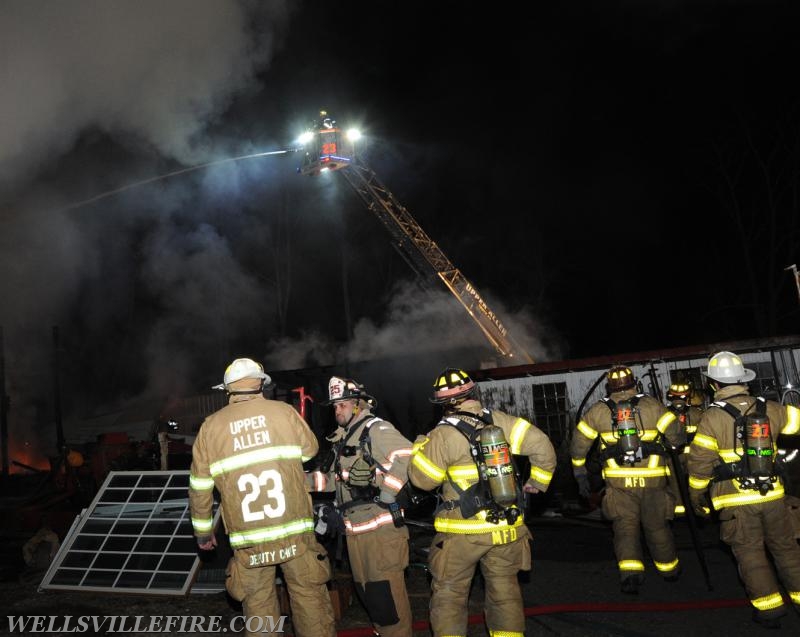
[
  {"x1": 429, "y1": 391, "x2": 475, "y2": 405},
  {"x1": 702, "y1": 368, "x2": 757, "y2": 383},
  {"x1": 323, "y1": 394, "x2": 376, "y2": 407},
  {"x1": 211, "y1": 375, "x2": 273, "y2": 392}
]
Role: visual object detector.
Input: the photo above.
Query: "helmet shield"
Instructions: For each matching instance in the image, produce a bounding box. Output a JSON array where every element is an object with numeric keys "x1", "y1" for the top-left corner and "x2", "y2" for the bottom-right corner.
[{"x1": 431, "y1": 368, "x2": 476, "y2": 404}]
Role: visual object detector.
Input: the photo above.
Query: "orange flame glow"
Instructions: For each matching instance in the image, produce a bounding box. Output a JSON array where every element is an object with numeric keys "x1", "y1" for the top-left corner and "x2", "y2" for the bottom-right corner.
[{"x1": 7, "y1": 440, "x2": 50, "y2": 474}]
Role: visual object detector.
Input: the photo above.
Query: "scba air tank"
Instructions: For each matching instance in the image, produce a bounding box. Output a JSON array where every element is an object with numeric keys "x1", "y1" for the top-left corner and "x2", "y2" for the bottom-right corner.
[
  {"x1": 745, "y1": 413, "x2": 775, "y2": 477},
  {"x1": 479, "y1": 424, "x2": 518, "y2": 506},
  {"x1": 615, "y1": 399, "x2": 641, "y2": 461}
]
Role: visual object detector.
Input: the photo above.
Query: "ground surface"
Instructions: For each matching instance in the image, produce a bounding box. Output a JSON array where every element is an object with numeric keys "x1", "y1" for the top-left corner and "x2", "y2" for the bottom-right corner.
[{"x1": 2, "y1": 510, "x2": 800, "y2": 636}]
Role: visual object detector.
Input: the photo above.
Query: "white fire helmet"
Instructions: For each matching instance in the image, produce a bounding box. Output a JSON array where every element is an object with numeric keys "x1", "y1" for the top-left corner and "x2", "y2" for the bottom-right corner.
[
  {"x1": 325, "y1": 376, "x2": 376, "y2": 407},
  {"x1": 212, "y1": 358, "x2": 270, "y2": 391},
  {"x1": 703, "y1": 351, "x2": 756, "y2": 384}
]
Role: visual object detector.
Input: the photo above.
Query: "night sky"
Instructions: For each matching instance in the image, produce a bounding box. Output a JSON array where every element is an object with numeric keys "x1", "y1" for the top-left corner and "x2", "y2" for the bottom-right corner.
[{"x1": 1, "y1": 1, "x2": 799, "y2": 445}]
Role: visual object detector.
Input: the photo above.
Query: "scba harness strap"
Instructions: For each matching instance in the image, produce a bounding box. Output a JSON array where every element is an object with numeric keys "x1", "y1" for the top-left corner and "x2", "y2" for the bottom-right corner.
[
  {"x1": 314, "y1": 414, "x2": 397, "y2": 541},
  {"x1": 435, "y1": 410, "x2": 523, "y2": 524},
  {"x1": 335, "y1": 416, "x2": 384, "y2": 509},
  {"x1": 332, "y1": 416, "x2": 411, "y2": 526}
]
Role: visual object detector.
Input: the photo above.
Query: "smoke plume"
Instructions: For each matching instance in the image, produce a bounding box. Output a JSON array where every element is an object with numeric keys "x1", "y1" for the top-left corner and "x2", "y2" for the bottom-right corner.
[
  {"x1": 0, "y1": 1, "x2": 290, "y2": 457},
  {"x1": 0, "y1": 0, "x2": 288, "y2": 201}
]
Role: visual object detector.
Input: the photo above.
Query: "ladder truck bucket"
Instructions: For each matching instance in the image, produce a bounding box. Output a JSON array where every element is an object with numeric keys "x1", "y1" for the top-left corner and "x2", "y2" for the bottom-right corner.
[{"x1": 298, "y1": 112, "x2": 355, "y2": 176}]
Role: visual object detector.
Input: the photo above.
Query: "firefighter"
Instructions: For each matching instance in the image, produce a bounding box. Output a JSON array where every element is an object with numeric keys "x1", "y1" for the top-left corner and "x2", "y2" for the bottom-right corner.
[
  {"x1": 189, "y1": 358, "x2": 336, "y2": 637},
  {"x1": 408, "y1": 368, "x2": 556, "y2": 637},
  {"x1": 688, "y1": 351, "x2": 800, "y2": 629},
  {"x1": 307, "y1": 376, "x2": 413, "y2": 637},
  {"x1": 665, "y1": 381, "x2": 705, "y2": 515},
  {"x1": 571, "y1": 364, "x2": 683, "y2": 594}
]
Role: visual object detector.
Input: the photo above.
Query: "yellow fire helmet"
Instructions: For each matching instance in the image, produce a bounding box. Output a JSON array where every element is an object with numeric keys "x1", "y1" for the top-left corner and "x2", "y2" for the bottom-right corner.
[
  {"x1": 667, "y1": 382, "x2": 691, "y2": 400},
  {"x1": 431, "y1": 368, "x2": 476, "y2": 404}
]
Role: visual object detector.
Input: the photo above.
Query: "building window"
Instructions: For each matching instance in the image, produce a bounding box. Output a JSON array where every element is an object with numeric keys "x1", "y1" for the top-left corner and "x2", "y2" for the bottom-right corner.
[
  {"x1": 668, "y1": 367, "x2": 704, "y2": 390},
  {"x1": 477, "y1": 382, "x2": 569, "y2": 444},
  {"x1": 750, "y1": 361, "x2": 780, "y2": 401},
  {"x1": 531, "y1": 382, "x2": 570, "y2": 445},
  {"x1": 668, "y1": 367, "x2": 707, "y2": 406}
]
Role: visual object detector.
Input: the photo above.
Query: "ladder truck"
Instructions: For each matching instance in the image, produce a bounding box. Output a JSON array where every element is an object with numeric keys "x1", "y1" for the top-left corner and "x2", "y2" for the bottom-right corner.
[{"x1": 297, "y1": 112, "x2": 534, "y2": 365}]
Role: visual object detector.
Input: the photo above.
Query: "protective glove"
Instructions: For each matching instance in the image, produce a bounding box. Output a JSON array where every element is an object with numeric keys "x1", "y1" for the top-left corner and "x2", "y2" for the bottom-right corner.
[
  {"x1": 314, "y1": 503, "x2": 345, "y2": 537},
  {"x1": 689, "y1": 490, "x2": 710, "y2": 518},
  {"x1": 347, "y1": 457, "x2": 373, "y2": 488},
  {"x1": 573, "y1": 466, "x2": 591, "y2": 500}
]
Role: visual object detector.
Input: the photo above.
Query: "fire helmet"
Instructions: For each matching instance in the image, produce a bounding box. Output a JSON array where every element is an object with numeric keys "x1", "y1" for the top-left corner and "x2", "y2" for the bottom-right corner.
[
  {"x1": 606, "y1": 365, "x2": 636, "y2": 393},
  {"x1": 430, "y1": 368, "x2": 476, "y2": 404},
  {"x1": 212, "y1": 358, "x2": 270, "y2": 391},
  {"x1": 667, "y1": 382, "x2": 692, "y2": 400},
  {"x1": 325, "y1": 376, "x2": 376, "y2": 407},
  {"x1": 704, "y1": 351, "x2": 756, "y2": 384}
]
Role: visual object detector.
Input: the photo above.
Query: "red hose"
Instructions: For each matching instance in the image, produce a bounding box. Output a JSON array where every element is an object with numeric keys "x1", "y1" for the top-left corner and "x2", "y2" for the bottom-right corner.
[
  {"x1": 522, "y1": 598, "x2": 750, "y2": 615},
  {"x1": 333, "y1": 597, "x2": 751, "y2": 637}
]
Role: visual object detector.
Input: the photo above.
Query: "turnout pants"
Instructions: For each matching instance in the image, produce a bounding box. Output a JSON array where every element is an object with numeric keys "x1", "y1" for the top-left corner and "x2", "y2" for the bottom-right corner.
[
  {"x1": 720, "y1": 498, "x2": 800, "y2": 619},
  {"x1": 601, "y1": 486, "x2": 679, "y2": 580},
  {"x1": 427, "y1": 526, "x2": 532, "y2": 637},
  {"x1": 229, "y1": 539, "x2": 336, "y2": 637},
  {"x1": 667, "y1": 452, "x2": 690, "y2": 516},
  {"x1": 346, "y1": 524, "x2": 412, "y2": 637}
]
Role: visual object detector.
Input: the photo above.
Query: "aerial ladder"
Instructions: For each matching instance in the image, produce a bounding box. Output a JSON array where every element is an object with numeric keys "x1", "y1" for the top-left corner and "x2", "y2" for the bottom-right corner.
[{"x1": 298, "y1": 112, "x2": 534, "y2": 364}]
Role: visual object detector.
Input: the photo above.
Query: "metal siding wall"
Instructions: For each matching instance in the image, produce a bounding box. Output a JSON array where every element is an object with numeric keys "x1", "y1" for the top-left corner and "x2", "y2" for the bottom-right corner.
[
  {"x1": 475, "y1": 346, "x2": 800, "y2": 443},
  {"x1": 478, "y1": 370, "x2": 607, "y2": 442},
  {"x1": 477, "y1": 378, "x2": 535, "y2": 422}
]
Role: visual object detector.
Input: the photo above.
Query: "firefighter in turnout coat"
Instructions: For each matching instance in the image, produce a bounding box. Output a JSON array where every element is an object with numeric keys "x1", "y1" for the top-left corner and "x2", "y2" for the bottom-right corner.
[
  {"x1": 688, "y1": 351, "x2": 800, "y2": 629},
  {"x1": 408, "y1": 368, "x2": 556, "y2": 637},
  {"x1": 308, "y1": 377, "x2": 413, "y2": 637},
  {"x1": 189, "y1": 358, "x2": 336, "y2": 637},
  {"x1": 665, "y1": 381, "x2": 705, "y2": 516},
  {"x1": 571, "y1": 365, "x2": 682, "y2": 594}
]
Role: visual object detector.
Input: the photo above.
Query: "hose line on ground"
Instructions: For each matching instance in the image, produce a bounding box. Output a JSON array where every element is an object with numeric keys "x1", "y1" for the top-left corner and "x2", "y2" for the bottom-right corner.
[{"x1": 334, "y1": 597, "x2": 751, "y2": 637}]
